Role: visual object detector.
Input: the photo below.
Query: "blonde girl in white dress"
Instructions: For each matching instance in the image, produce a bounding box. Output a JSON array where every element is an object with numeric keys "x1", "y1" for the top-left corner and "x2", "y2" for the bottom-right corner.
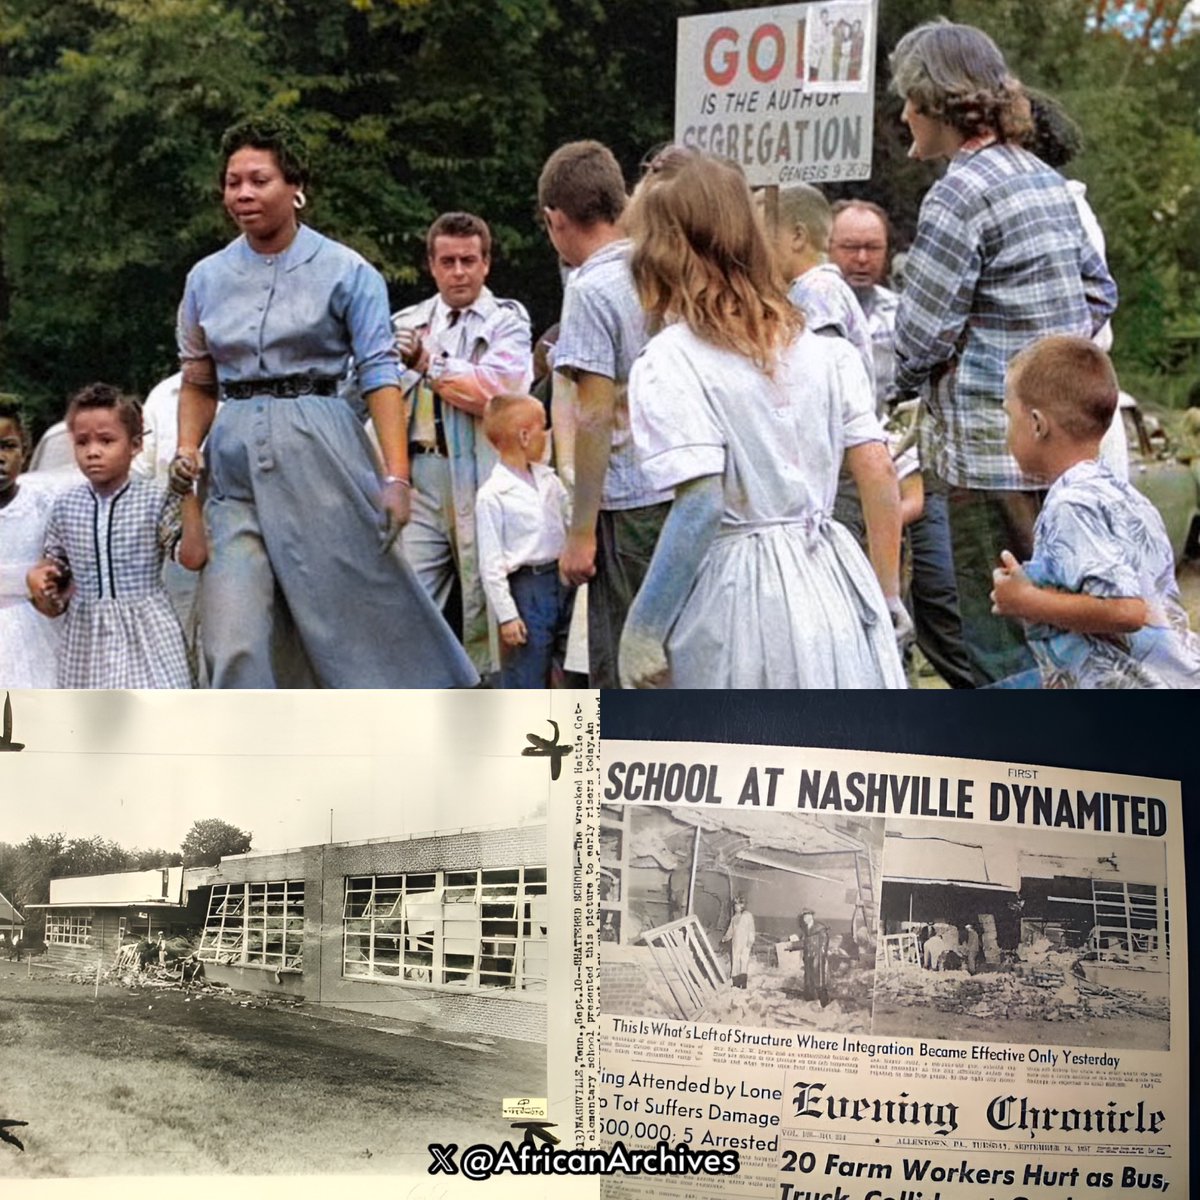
[{"x1": 618, "y1": 153, "x2": 907, "y2": 689}]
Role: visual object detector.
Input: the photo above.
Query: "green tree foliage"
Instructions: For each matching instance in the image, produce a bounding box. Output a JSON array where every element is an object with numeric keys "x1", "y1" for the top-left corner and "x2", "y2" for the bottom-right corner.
[
  {"x1": 0, "y1": 831, "x2": 178, "y2": 938},
  {"x1": 0, "y1": 0, "x2": 1195, "y2": 430},
  {"x1": 180, "y1": 818, "x2": 251, "y2": 867},
  {"x1": 0, "y1": 0, "x2": 275, "y2": 422}
]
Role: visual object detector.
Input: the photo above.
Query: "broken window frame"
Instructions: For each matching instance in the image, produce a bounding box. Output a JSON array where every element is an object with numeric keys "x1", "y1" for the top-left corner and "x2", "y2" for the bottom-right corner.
[
  {"x1": 341, "y1": 867, "x2": 547, "y2": 993},
  {"x1": 1089, "y1": 880, "x2": 1168, "y2": 966},
  {"x1": 198, "y1": 880, "x2": 305, "y2": 970},
  {"x1": 45, "y1": 913, "x2": 92, "y2": 946}
]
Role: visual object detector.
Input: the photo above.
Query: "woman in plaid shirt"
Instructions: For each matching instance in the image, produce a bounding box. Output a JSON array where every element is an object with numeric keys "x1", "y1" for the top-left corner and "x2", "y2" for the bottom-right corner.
[{"x1": 889, "y1": 21, "x2": 1117, "y2": 686}]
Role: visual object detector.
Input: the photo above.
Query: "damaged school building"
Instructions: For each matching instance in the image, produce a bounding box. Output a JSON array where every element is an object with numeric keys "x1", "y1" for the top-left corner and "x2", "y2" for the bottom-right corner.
[
  {"x1": 877, "y1": 830, "x2": 1170, "y2": 998},
  {"x1": 600, "y1": 805, "x2": 881, "y2": 1028},
  {"x1": 28, "y1": 823, "x2": 548, "y2": 1041}
]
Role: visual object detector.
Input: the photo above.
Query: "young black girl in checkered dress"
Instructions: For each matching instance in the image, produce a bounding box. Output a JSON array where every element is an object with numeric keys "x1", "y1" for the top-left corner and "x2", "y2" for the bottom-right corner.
[{"x1": 26, "y1": 384, "x2": 207, "y2": 687}]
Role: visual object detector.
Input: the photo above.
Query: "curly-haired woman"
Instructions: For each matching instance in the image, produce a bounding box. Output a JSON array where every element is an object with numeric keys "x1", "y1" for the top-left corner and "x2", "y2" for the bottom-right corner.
[
  {"x1": 892, "y1": 21, "x2": 1113, "y2": 686},
  {"x1": 889, "y1": 22, "x2": 1118, "y2": 686}
]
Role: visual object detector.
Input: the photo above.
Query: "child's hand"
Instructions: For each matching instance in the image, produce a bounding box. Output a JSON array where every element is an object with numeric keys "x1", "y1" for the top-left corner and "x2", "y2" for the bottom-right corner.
[
  {"x1": 885, "y1": 595, "x2": 915, "y2": 651},
  {"x1": 619, "y1": 624, "x2": 670, "y2": 689},
  {"x1": 500, "y1": 618, "x2": 528, "y2": 647},
  {"x1": 27, "y1": 562, "x2": 70, "y2": 617},
  {"x1": 991, "y1": 549, "x2": 1035, "y2": 619},
  {"x1": 169, "y1": 450, "x2": 203, "y2": 496}
]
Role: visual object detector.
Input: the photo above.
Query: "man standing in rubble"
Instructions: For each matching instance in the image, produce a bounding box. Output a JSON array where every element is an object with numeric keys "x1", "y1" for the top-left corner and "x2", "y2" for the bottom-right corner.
[
  {"x1": 722, "y1": 895, "x2": 756, "y2": 989},
  {"x1": 786, "y1": 909, "x2": 831, "y2": 1006},
  {"x1": 964, "y1": 923, "x2": 982, "y2": 974},
  {"x1": 923, "y1": 926, "x2": 948, "y2": 971}
]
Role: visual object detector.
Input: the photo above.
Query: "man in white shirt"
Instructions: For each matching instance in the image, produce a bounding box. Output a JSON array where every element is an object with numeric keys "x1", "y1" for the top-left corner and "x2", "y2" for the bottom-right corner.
[
  {"x1": 771, "y1": 184, "x2": 874, "y2": 385},
  {"x1": 392, "y1": 212, "x2": 533, "y2": 672},
  {"x1": 475, "y1": 394, "x2": 572, "y2": 688}
]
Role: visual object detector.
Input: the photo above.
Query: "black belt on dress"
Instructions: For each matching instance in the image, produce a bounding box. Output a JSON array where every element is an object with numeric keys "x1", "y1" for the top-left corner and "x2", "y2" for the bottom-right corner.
[
  {"x1": 510, "y1": 560, "x2": 560, "y2": 578},
  {"x1": 408, "y1": 441, "x2": 447, "y2": 457},
  {"x1": 223, "y1": 374, "x2": 340, "y2": 400}
]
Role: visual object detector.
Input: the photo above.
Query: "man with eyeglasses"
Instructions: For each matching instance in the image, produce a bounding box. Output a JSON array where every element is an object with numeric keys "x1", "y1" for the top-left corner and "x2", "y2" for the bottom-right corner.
[
  {"x1": 830, "y1": 201, "x2": 897, "y2": 408},
  {"x1": 830, "y1": 200, "x2": 975, "y2": 690}
]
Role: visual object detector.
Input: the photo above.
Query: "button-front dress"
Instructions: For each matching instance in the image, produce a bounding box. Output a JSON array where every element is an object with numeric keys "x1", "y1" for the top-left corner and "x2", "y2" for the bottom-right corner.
[
  {"x1": 178, "y1": 225, "x2": 478, "y2": 688},
  {"x1": 42, "y1": 478, "x2": 192, "y2": 688}
]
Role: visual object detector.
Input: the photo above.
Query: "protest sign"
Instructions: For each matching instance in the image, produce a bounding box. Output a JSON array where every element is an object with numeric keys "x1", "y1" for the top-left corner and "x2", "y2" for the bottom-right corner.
[{"x1": 675, "y1": 1, "x2": 878, "y2": 186}]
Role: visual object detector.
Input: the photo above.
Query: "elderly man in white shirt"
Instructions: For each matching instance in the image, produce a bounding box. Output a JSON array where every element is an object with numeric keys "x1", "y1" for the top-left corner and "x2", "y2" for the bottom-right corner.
[
  {"x1": 475, "y1": 394, "x2": 573, "y2": 688},
  {"x1": 392, "y1": 212, "x2": 533, "y2": 674}
]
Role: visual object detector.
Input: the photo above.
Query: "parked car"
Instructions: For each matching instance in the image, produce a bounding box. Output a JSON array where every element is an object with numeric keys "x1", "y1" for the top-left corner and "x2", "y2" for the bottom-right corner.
[
  {"x1": 1123, "y1": 394, "x2": 1200, "y2": 564},
  {"x1": 27, "y1": 419, "x2": 82, "y2": 483}
]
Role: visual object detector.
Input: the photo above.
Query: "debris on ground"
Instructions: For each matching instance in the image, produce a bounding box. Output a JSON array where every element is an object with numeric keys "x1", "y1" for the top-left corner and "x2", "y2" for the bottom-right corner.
[
  {"x1": 874, "y1": 960, "x2": 1169, "y2": 1024},
  {"x1": 61, "y1": 959, "x2": 306, "y2": 1012},
  {"x1": 700, "y1": 961, "x2": 874, "y2": 1033}
]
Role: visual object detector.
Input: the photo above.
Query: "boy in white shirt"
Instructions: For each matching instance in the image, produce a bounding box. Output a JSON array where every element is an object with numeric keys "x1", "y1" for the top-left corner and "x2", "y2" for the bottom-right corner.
[{"x1": 476, "y1": 394, "x2": 574, "y2": 687}]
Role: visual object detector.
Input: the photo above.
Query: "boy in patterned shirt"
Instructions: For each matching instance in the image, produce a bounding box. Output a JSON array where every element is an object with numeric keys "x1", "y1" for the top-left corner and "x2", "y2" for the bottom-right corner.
[{"x1": 991, "y1": 336, "x2": 1199, "y2": 688}]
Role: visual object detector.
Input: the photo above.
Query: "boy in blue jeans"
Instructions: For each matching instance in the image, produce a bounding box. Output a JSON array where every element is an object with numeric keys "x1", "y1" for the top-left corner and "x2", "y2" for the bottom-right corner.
[
  {"x1": 476, "y1": 394, "x2": 574, "y2": 687},
  {"x1": 991, "y1": 335, "x2": 1199, "y2": 688}
]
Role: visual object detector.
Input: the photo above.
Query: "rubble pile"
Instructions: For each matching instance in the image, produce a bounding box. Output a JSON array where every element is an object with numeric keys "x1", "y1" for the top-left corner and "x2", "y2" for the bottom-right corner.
[
  {"x1": 65, "y1": 962, "x2": 230, "y2": 993},
  {"x1": 704, "y1": 964, "x2": 873, "y2": 1032},
  {"x1": 876, "y1": 961, "x2": 1169, "y2": 1024},
  {"x1": 60, "y1": 962, "x2": 310, "y2": 1012}
]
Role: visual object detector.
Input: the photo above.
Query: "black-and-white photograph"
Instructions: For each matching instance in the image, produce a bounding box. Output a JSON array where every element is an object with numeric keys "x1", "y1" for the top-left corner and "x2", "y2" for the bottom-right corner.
[
  {"x1": 0, "y1": 689, "x2": 584, "y2": 1183},
  {"x1": 804, "y1": 2, "x2": 873, "y2": 92},
  {"x1": 873, "y1": 820, "x2": 1171, "y2": 1050},
  {"x1": 600, "y1": 806, "x2": 883, "y2": 1033}
]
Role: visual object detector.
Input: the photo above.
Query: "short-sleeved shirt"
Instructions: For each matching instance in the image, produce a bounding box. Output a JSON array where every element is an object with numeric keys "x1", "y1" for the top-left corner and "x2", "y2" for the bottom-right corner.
[
  {"x1": 627, "y1": 325, "x2": 903, "y2": 690},
  {"x1": 894, "y1": 144, "x2": 1118, "y2": 491},
  {"x1": 1022, "y1": 460, "x2": 1200, "y2": 688},
  {"x1": 630, "y1": 325, "x2": 884, "y2": 518},
  {"x1": 178, "y1": 225, "x2": 401, "y2": 397},
  {"x1": 788, "y1": 263, "x2": 874, "y2": 392},
  {"x1": 857, "y1": 284, "x2": 900, "y2": 413},
  {"x1": 553, "y1": 239, "x2": 672, "y2": 511}
]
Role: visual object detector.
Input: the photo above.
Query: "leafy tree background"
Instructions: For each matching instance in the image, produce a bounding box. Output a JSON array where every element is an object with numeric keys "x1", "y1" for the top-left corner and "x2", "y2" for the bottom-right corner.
[
  {"x1": 0, "y1": 832, "x2": 183, "y2": 941},
  {"x1": 1, "y1": 0, "x2": 1196, "y2": 431},
  {"x1": 0, "y1": 816, "x2": 249, "y2": 938},
  {"x1": 180, "y1": 817, "x2": 252, "y2": 867}
]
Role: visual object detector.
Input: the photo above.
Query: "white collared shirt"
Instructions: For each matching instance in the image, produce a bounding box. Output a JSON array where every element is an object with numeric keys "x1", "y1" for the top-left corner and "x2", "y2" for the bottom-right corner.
[
  {"x1": 475, "y1": 461, "x2": 570, "y2": 624},
  {"x1": 426, "y1": 295, "x2": 473, "y2": 363}
]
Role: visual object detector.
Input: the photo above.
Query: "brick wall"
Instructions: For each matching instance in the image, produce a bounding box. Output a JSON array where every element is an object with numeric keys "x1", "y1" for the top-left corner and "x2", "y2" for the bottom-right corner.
[
  {"x1": 326, "y1": 826, "x2": 546, "y2": 877},
  {"x1": 600, "y1": 949, "x2": 676, "y2": 1018}
]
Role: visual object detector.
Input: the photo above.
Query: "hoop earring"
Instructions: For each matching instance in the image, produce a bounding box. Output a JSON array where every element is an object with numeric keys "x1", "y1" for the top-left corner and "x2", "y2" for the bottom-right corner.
[{"x1": 294, "y1": 191, "x2": 307, "y2": 211}]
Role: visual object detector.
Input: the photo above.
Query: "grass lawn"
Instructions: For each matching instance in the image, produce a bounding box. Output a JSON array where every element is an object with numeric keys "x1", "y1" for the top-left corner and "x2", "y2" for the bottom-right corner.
[{"x1": 0, "y1": 960, "x2": 545, "y2": 1178}]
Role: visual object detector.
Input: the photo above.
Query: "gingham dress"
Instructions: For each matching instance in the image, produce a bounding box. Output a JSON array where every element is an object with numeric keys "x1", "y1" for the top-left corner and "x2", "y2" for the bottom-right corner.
[{"x1": 42, "y1": 478, "x2": 192, "y2": 688}]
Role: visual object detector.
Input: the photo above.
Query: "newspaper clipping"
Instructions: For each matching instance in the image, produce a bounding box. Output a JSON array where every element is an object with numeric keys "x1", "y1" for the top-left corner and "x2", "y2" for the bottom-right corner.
[{"x1": 599, "y1": 739, "x2": 1187, "y2": 1199}]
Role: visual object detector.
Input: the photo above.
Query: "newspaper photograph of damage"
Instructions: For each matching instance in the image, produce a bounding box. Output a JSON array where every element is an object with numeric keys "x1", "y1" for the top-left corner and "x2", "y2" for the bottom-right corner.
[
  {"x1": 0, "y1": 688, "x2": 599, "y2": 1200},
  {"x1": 598, "y1": 738, "x2": 1187, "y2": 1200}
]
